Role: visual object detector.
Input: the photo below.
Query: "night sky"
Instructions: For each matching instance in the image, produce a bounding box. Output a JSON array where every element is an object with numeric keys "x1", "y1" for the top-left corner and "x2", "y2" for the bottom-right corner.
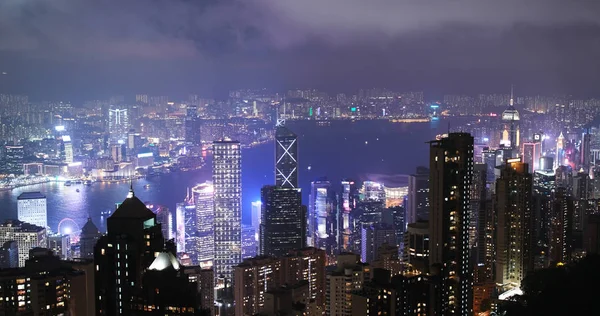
[{"x1": 1, "y1": 0, "x2": 600, "y2": 100}]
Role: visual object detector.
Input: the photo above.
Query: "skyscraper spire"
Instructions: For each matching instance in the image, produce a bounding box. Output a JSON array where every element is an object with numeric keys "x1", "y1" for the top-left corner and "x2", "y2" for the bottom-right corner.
[
  {"x1": 510, "y1": 84, "x2": 514, "y2": 106},
  {"x1": 127, "y1": 179, "x2": 135, "y2": 198}
]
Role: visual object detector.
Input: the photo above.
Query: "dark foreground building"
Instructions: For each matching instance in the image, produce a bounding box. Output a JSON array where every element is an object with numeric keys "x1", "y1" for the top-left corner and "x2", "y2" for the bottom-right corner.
[{"x1": 95, "y1": 187, "x2": 205, "y2": 315}]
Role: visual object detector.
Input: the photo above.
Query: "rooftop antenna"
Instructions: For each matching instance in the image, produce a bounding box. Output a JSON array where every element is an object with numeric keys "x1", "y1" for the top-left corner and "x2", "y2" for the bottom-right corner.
[
  {"x1": 127, "y1": 178, "x2": 134, "y2": 198},
  {"x1": 510, "y1": 84, "x2": 514, "y2": 106},
  {"x1": 448, "y1": 122, "x2": 451, "y2": 134}
]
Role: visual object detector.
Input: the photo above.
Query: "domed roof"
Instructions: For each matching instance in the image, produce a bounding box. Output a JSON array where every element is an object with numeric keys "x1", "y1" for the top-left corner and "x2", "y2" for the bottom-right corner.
[
  {"x1": 502, "y1": 105, "x2": 520, "y2": 121},
  {"x1": 148, "y1": 251, "x2": 181, "y2": 271}
]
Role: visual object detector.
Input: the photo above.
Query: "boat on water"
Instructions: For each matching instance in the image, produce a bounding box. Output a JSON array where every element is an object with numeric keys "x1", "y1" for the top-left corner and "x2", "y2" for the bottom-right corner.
[
  {"x1": 76, "y1": 189, "x2": 80, "y2": 192},
  {"x1": 84, "y1": 180, "x2": 92, "y2": 186},
  {"x1": 64, "y1": 181, "x2": 72, "y2": 186},
  {"x1": 144, "y1": 184, "x2": 150, "y2": 189}
]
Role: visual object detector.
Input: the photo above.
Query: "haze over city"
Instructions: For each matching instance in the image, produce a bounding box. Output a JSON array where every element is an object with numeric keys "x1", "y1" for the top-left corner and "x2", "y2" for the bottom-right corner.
[{"x1": 2, "y1": 0, "x2": 600, "y2": 100}]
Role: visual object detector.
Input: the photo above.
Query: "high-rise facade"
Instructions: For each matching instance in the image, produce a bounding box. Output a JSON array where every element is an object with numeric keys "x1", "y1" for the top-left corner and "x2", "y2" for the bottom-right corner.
[
  {"x1": 251, "y1": 201, "x2": 262, "y2": 242},
  {"x1": 308, "y1": 178, "x2": 331, "y2": 248},
  {"x1": 79, "y1": 217, "x2": 102, "y2": 259},
  {"x1": 275, "y1": 126, "x2": 298, "y2": 188},
  {"x1": 407, "y1": 166, "x2": 430, "y2": 223},
  {"x1": 108, "y1": 108, "x2": 129, "y2": 143},
  {"x1": 94, "y1": 188, "x2": 165, "y2": 315},
  {"x1": 0, "y1": 220, "x2": 47, "y2": 267},
  {"x1": 495, "y1": 159, "x2": 534, "y2": 289},
  {"x1": 339, "y1": 180, "x2": 359, "y2": 252},
  {"x1": 212, "y1": 139, "x2": 242, "y2": 284},
  {"x1": 550, "y1": 187, "x2": 574, "y2": 264},
  {"x1": 522, "y1": 142, "x2": 541, "y2": 173},
  {"x1": 17, "y1": 192, "x2": 47, "y2": 229},
  {"x1": 259, "y1": 185, "x2": 305, "y2": 257},
  {"x1": 429, "y1": 132, "x2": 474, "y2": 316},
  {"x1": 191, "y1": 181, "x2": 214, "y2": 268}
]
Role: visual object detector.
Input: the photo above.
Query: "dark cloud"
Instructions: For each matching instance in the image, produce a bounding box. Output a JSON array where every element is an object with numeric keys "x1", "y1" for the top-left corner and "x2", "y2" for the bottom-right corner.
[{"x1": 0, "y1": 0, "x2": 599, "y2": 98}]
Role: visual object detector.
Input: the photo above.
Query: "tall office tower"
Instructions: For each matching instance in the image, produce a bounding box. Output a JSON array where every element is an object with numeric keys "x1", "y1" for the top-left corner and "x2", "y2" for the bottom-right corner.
[
  {"x1": 522, "y1": 142, "x2": 541, "y2": 173},
  {"x1": 360, "y1": 223, "x2": 396, "y2": 263},
  {"x1": 471, "y1": 164, "x2": 488, "y2": 255},
  {"x1": 79, "y1": 217, "x2": 102, "y2": 259},
  {"x1": 94, "y1": 188, "x2": 165, "y2": 315},
  {"x1": 429, "y1": 132, "x2": 474, "y2": 316},
  {"x1": 501, "y1": 90, "x2": 520, "y2": 152},
  {"x1": 0, "y1": 220, "x2": 47, "y2": 267},
  {"x1": 362, "y1": 181, "x2": 386, "y2": 202},
  {"x1": 339, "y1": 180, "x2": 359, "y2": 252},
  {"x1": 495, "y1": 159, "x2": 534, "y2": 289},
  {"x1": 407, "y1": 166, "x2": 430, "y2": 224},
  {"x1": 308, "y1": 178, "x2": 331, "y2": 248},
  {"x1": 17, "y1": 192, "x2": 47, "y2": 229},
  {"x1": 581, "y1": 130, "x2": 591, "y2": 170},
  {"x1": 191, "y1": 182, "x2": 214, "y2": 268},
  {"x1": 555, "y1": 132, "x2": 565, "y2": 169},
  {"x1": 212, "y1": 139, "x2": 242, "y2": 285},
  {"x1": 175, "y1": 194, "x2": 194, "y2": 253},
  {"x1": 62, "y1": 135, "x2": 74, "y2": 163},
  {"x1": 482, "y1": 148, "x2": 497, "y2": 185},
  {"x1": 251, "y1": 201, "x2": 261, "y2": 242},
  {"x1": 150, "y1": 204, "x2": 173, "y2": 241},
  {"x1": 275, "y1": 126, "x2": 298, "y2": 188},
  {"x1": 550, "y1": 187, "x2": 574, "y2": 265},
  {"x1": 260, "y1": 185, "x2": 305, "y2": 257},
  {"x1": 241, "y1": 224, "x2": 257, "y2": 259},
  {"x1": 108, "y1": 107, "x2": 129, "y2": 143}
]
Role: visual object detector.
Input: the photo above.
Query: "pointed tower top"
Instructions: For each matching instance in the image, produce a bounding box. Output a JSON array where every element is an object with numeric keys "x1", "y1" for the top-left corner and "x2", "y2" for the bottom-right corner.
[
  {"x1": 558, "y1": 131, "x2": 565, "y2": 139},
  {"x1": 510, "y1": 84, "x2": 514, "y2": 106}
]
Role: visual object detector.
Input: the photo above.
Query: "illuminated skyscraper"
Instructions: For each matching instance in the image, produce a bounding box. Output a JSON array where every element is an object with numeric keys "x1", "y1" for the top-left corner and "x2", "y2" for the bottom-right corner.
[
  {"x1": 522, "y1": 142, "x2": 541, "y2": 173},
  {"x1": 340, "y1": 179, "x2": 359, "y2": 251},
  {"x1": 260, "y1": 185, "x2": 305, "y2": 257},
  {"x1": 501, "y1": 88, "x2": 520, "y2": 153},
  {"x1": 495, "y1": 159, "x2": 534, "y2": 289},
  {"x1": 62, "y1": 135, "x2": 73, "y2": 163},
  {"x1": 407, "y1": 166, "x2": 430, "y2": 223},
  {"x1": 556, "y1": 132, "x2": 565, "y2": 169},
  {"x1": 308, "y1": 178, "x2": 333, "y2": 249},
  {"x1": 108, "y1": 108, "x2": 129, "y2": 143},
  {"x1": 429, "y1": 132, "x2": 473, "y2": 316},
  {"x1": 212, "y1": 139, "x2": 242, "y2": 284},
  {"x1": 251, "y1": 201, "x2": 261, "y2": 242},
  {"x1": 17, "y1": 192, "x2": 47, "y2": 229},
  {"x1": 275, "y1": 126, "x2": 298, "y2": 188},
  {"x1": 191, "y1": 182, "x2": 214, "y2": 268},
  {"x1": 94, "y1": 188, "x2": 165, "y2": 315}
]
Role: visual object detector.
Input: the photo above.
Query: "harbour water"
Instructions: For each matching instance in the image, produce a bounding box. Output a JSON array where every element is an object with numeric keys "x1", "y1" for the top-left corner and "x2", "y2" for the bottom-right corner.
[{"x1": 0, "y1": 119, "x2": 460, "y2": 234}]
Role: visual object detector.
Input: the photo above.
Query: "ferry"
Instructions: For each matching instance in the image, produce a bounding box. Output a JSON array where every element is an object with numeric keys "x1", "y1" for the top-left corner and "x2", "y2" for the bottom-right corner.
[
  {"x1": 64, "y1": 181, "x2": 72, "y2": 186},
  {"x1": 144, "y1": 184, "x2": 150, "y2": 189}
]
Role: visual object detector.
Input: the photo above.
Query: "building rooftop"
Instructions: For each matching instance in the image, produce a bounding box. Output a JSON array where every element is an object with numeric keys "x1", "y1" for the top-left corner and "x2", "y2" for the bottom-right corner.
[
  {"x1": 0, "y1": 220, "x2": 45, "y2": 232},
  {"x1": 110, "y1": 189, "x2": 155, "y2": 220},
  {"x1": 275, "y1": 126, "x2": 297, "y2": 138},
  {"x1": 17, "y1": 192, "x2": 46, "y2": 200},
  {"x1": 81, "y1": 217, "x2": 101, "y2": 236}
]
